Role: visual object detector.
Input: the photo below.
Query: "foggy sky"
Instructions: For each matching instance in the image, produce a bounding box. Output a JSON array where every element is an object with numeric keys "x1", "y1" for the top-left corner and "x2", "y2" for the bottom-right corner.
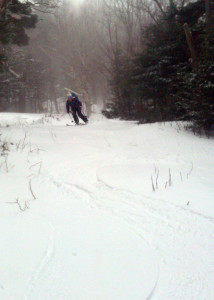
[{"x1": 72, "y1": 0, "x2": 85, "y2": 5}]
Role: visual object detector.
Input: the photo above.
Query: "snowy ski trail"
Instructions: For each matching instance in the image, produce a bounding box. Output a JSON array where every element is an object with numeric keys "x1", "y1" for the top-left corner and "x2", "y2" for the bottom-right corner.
[{"x1": 0, "y1": 113, "x2": 214, "y2": 300}]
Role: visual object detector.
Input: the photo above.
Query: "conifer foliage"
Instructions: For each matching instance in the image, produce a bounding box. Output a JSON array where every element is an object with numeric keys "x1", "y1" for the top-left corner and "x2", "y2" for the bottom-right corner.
[
  {"x1": 0, "y1": 0, "x2": 38, "y2": 46},
  {"x1": 106, "y1": 0, "x2": 214, "y2": 135},
  {"x1": 0, "y1": 0, "x2": 38, "y2": 73}
]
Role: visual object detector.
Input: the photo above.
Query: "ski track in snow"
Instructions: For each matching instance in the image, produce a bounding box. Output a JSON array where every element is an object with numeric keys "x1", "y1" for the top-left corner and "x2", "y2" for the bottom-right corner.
[
  {"x1": 25, "y1": 216, "x2": 56, "y2": 300},
  {"x1": 38, "y1": 173, "x2": 160, "y2": 299},
  {"x1": 45, "y1": 135, "x2": 213, "y2": 298},
  {"x1": 1, "y1": 114, "x2": 214, "y2": 300},
  {"x1": 93, "y1": 187, "x2": 213, "y2": 299},
  {"x1": 97, "y1": 173, "x2": 214, "y2": 223},
  {"x1": 40, "y1": 170, "x2": 214, "y2": 300},
  {"x1": 26, "y1": 175, "x2": 158, "y2": 300}
]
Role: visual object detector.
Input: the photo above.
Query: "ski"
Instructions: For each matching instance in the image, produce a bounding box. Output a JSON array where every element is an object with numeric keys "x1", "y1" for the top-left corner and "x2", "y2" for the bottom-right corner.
[{"x1": 66, "y1": 123, "x2": 86, "y2": 126}]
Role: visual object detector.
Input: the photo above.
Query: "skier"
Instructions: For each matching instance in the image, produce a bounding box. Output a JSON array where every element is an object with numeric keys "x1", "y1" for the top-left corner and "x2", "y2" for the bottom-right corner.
[{"x1": 66, "y1": 93, "x2": 88, "y2": 125}]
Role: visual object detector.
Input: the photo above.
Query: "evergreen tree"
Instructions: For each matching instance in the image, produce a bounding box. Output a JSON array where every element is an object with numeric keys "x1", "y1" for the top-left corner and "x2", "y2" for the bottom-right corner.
[
  {"x1": 107, "y1": 0, "x2": 214, "y2": 135},
  {"x1": 0, "y1": 0, "x2": 37, "y2": 46},
  {"x1": 0, "y1": 0, "x2": 38, "y2": 70}
]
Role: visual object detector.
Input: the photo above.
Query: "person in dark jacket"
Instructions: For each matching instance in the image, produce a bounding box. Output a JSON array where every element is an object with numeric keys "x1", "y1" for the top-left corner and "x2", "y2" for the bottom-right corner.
[{"x1": 66, "y1": 93, "x2": 88, "y2": 125}]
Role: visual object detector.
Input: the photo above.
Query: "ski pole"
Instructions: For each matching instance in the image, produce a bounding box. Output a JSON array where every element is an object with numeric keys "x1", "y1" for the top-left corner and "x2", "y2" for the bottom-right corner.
[{"x1": 68, "y1": 112, "x2": 74, "y2": 123}]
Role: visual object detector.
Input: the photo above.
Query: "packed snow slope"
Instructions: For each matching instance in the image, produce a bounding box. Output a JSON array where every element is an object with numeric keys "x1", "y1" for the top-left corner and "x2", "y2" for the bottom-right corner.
[{"x1": 0, "y1": 112, "x2": 213, "y2": 300}]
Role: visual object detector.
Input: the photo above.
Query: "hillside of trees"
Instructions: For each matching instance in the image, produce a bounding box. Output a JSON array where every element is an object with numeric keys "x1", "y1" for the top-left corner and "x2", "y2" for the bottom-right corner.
[
  {"x1": 0, "y1": 0, "x2": 107, "y2": 114},
  {"x1": 102, "y1": 0, "x2": 214, "y2": 136},
  {"x1": 0, "y1": 0, "x2": 213, "y2": 135}
]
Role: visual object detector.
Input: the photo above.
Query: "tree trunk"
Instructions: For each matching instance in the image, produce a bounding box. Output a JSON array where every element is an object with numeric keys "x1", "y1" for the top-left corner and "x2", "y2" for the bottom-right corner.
[
  {"x1": 205, "y1": 0, "x2": 214, "y2": 33},
  {"x1": 205, "y1": 0, "x2": 211, "y2": 32},
  {"x1": 19, "y1": 87, "x2": 26, "y2": 112},
  {"x1": 53, "y1": 98, "x2": 59, "y2": 113},
  {"x1": 183, "y1": 23, "x2": 198, "y2": 68}
]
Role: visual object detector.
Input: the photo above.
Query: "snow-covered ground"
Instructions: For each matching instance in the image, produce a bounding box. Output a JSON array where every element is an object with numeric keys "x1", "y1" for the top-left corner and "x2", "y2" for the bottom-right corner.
[{"x1": 0, "y1": 112, "x2": 213, "y2": 300}]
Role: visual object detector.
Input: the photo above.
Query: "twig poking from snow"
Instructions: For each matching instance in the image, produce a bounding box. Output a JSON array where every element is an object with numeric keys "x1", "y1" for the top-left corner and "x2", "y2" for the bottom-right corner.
[
  {"x1": 29, "y1": 180, "x2": 36, "y2": 200},
  {"x1": 169, "y1": 168, "x2": 172, "y2": 187},
  {"x1": 156, "y1": 169, "x2": 159, "y2": 189},
  {"x1": 7, "y1": 199, "x2": 29, "y2": 212},
  {"x1": 29, "y1": 161, "x2": 42, "y2": 169},
  {"x1": 151, "y1": 176, "x2": 155, "y2": 192},
  {"x1": 16, "y1": 139, "x2": 21, "y2": 150},
  {"x1": 16, "y1": 199, "x2": 29, "y2": 211},
  {"x1": 26, "y1": 174, "x2": 34, "y2": 179},
  {"x1": 187, "y1": 162, "x2": 193, "y2": 179},
  {"x1": 29, "y1": 147, "x2": 45, "y2": 154},
  {"x1": 50, "y1": 129, "x2": 57, "y2": 141},
  {"x1": 4, "y1": 155, "x2": 8, "y2": 172},
  {"x1": 180, "y1": 172, "x2": 183, "y2": 182},
  {"x1": 21, "y1": 132, "x2": 27, "y2": 151},
  {"x1": 165, "y1": 168, "x2": 172, "y2": 189},
  {"x1": 29, "y1": 161, "x2": 42, "y2": 174},
  {"x1": 39, "y1": 162, "x2": 42, "y2": 174}
]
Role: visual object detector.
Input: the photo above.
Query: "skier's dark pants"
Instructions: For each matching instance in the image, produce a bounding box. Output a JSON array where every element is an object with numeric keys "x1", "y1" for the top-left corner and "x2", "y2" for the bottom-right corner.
[{"x1": 72, "y1": 107, "x2": 88, "y2": 124}]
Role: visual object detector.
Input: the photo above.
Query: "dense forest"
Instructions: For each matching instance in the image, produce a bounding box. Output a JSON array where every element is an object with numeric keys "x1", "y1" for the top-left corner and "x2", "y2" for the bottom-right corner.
[{"x1": 0, "y1": 0, "x2": 214, "y2": 134}]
